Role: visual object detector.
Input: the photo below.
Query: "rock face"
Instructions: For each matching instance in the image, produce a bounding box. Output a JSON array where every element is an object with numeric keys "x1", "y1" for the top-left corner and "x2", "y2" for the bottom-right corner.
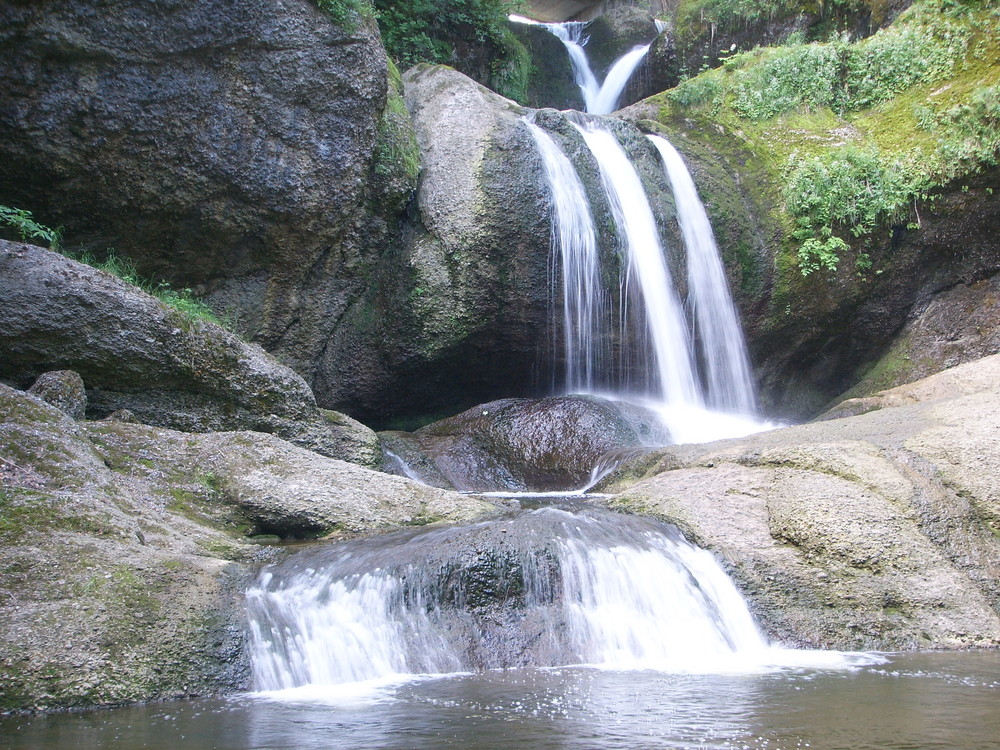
[
  {"x1": 0, "y1": 381, "x2": 495, "y2": 712},
  {"x1": 0, "y1": 241, "x2": 380, "y2": 466},
  {"x1": 0, "y1": 0, "x2": 396, "y2": 412},
  {"x1": 606, "y1": 354, "x2": 1000, "y2": 650},
  {"x1": 508, "y1": 21, "x2": 586, "y2": 110}
]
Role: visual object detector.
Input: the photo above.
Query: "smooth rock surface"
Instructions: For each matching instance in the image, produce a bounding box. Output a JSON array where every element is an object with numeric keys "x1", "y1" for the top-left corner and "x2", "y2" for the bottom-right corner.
[
  {"x1": 410, "y1": 395, "x2": 670, "y2": 491},
  {"x1": 606, "y1": 354, "x2": 1000, "y2": 650}
]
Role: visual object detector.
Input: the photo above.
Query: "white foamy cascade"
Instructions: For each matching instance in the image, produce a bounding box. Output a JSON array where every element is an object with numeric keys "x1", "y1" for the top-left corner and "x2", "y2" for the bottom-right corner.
[
  {"x1": 648, "y1": 135, "x2": 758, "y2": 416},
  {"x1": 246, "y1": 507, "x2": 871, "y2": 696},
  {"x1": 572, "y1": 117, "x2": 701, "y2": 409},
  {"x1": 526, "y1": 119, "x2": 608, "y2": 392},
  {"x1": 589, "y1": 44, "x2": 651, "y2": 115},
  {"x1": 509, "y1": 16, "x2": 650, "y2": 114}
]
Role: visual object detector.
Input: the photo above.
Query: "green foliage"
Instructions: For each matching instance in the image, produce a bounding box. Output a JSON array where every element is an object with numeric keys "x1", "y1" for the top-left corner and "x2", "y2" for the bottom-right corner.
[
  {"x1": 489, "y1": 28, "x2": 533, "y2": 103},
  {"x1": 315, "y1": 0, "x2": 374, "y2": 29},
  {"x1": 374, "y1": 0, "x2": 520, "y2": 70},
  {"x1": 718, "y1": 0, "x2": 974, "y2": 121},
  {"x1": 0, "y1": 205, "x2": 62, "y2": 248},
  {"x1": 667, "y1": 73, "x2": 722, "y2": 110},
  {"x1": 678, "y1": 0, "x2": 801, "y2": 29},
  {"x1": 784, "y1": 146, "x2": 926, "y2": 274},
  {"x1": 729, "y1": 44, "x2": 843, "y2": 119},
  {"x1": 372, "y1": 58, "x2": 421, "y2": 190},
  {"x1": 661, "y1": 0, "x2": 997, "y2": 276},
  {"x1": 920, "y1": 84, "x2": 1000, "y2": 176},
  {"x1": 67, "y1": 249, "x2": 225, "y2": 326}
]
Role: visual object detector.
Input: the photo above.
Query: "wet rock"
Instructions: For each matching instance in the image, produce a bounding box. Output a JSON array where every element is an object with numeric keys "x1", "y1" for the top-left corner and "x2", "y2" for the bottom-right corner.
[
  {"x1": 0, "y1": 242, "x2": 379, "y2": 466},
  {"x1": 27, "y1": 370, "x2": 86, "y2": 421},
  {"x1": 414, "y1": 395, "x2": 670, "y2": 491},
  {"x1": 584, "y1": 6, "x2": 660, "y2": 79},
  {"x1": 608, "y1": 354, "x2": 1000, "y2": 650},
  {"x1": 508, "y1": 20, "x2": 586, "y2": 110},
  {"x1": 323, "y1": 65, "x2": 552, "y2": 424}
]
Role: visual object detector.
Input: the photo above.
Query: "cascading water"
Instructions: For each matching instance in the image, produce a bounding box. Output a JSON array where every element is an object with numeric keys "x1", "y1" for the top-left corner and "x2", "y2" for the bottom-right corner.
[
  {"x1": 247, "y1": 13, "x2": 817, "y2": 717},
  {"x1": 509, "y1": 15, "x2": 649, "y2": 114},
  {"x1": 525, "y1": 119, "x2": 608, "y2": 393},
  {"x1": 589, "y1": 44, "x2": 651, "y2": 115},
  {"x1": 527, "y1": 116, "x2": 770, "y2": 443},
  {"x1": 648, "y1": 135, "x2": 758, "y2": 416},
  {"x1": 570, "y1": 117, "x2": 700, "y2": 410},
  {"x1": 246, "y1": 506, "x2": 869, "y2": 698}
]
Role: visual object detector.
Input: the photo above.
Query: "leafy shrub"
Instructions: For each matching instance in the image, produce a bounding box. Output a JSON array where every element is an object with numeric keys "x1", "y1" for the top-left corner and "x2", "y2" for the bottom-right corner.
[
  {"x1": 730, "y1": 43, "x2": 843, "y2": 119},
  {"x1": 0, "y1": 205, "x2": 62, "y2": 248},
  {"x1": 720, "y1": 0, "x2": 973, "y2": 121},
  {"x1": 667, "y1": 74, "x2": 723, "y2": 110},
  {"x1": 315, "y1": 0, "x2": 373, "y2": 29},
  {"x1": 922, "y1": 85, "x2": 1000, "y2": 176},
  {"x1": 784, "y1": 146, "x2": 926, "y2": 274},
  {"x1": 374, "y1": 0, "x2": 519, "y2": 70}
]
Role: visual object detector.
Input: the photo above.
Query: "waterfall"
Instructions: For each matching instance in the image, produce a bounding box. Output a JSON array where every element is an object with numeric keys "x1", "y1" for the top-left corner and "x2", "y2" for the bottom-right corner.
[
  {"x1": 648, "y1": 135, "x2": 758, "y2": 416},
  {"x1": 509, "y1": 15, "x2": 650, "y2": 114},
  {"x1": 571, "y1": 117, "x2": 701, "y2": 409},
  {"x1": 526, "y1": 116, "x2": 770, "y2": 442},
  {"x1": 589, "y1": 45, "x2": 651, "y2": 115},
  {"x1": 246, "y1": 506, "x2": 860, "y2": 695},
  {"x1": 526, "y1": 119, "x2": 608, "y2": 393}
]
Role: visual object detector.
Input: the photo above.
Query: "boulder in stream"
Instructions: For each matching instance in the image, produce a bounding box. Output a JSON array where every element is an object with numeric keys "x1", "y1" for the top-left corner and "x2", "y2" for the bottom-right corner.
[{"x1": 383, "y1": 394, "x2": 669, "y2": 492}]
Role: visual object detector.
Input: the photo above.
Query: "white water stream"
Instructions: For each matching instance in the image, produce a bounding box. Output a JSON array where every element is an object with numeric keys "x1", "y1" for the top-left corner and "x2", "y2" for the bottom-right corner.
[
  {"x1": 572, "y1": 117, "x2": 700, "y2": 411},
  {"x1": 247, "y1": 15, "x2": 806, "y2": 712},
  {"x1": 246, "y1": 507, "x2": 876, "y2": 700},
  {"x1": 648, "y1": 134, "x2": 758, "y2": 416},
  {"x1": 526, "y1": 120, "x2": 607, "y2": 393},
  {"x1": 510, "y1": 15, "x2": 650, "y2": 114}
]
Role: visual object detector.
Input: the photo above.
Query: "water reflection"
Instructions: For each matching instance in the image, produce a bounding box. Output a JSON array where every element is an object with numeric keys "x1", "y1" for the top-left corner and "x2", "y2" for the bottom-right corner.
[{"x1": 3, "y1": 653, "x2": 999, "y2": 750}]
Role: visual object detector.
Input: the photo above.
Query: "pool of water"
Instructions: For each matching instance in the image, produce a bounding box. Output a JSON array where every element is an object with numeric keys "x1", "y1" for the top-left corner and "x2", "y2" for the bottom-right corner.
[{"x1": 3, "y1": 652, "x2": 998, "y2": 749}]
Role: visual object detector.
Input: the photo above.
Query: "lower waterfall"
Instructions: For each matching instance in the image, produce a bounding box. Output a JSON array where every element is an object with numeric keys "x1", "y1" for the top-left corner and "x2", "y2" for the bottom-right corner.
[{"x1": 245, "y1": 506, "x2": 876, "y2": 698}]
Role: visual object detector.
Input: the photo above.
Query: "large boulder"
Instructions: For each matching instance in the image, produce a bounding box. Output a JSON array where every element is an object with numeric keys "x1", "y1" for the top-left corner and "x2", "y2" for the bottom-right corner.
[
  {"x1": 393, "y1": 395, "x2": 670, "y2": 492},
  {"x1": 606, "y1": 354, "x2": 1000, "y2": 650},
  {"x1": 0, "y1": 381, "x2": 495, "y2": 712},
  {"x1": 0, "y1": 0, "x2": 398, "y2": 414},
  {"x1": 0, "y1": 241, "x2": 379, "y2": 466},
  {"x1": 326, "y1": 67, "x2": 685, "y2": 427}
]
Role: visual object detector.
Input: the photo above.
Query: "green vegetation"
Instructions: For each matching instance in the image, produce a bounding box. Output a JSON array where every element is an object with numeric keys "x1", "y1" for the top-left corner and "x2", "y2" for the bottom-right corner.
[
  {"x1": 373, "y1": 59, "x2": 422, "y2": 185},
  {"x1": 315, "y1": 0, "x2": 374, "y2": 29},
  {"x1": 676, "y1": 0, "x2": 898, "y2": 38},
  {"x1": 67, "y1": 249, "x2": 226, "y2": 326},
  {"x1": 374, "y1": 0, "x2": 519, "y2": 69},
  {"x1": 0, "y1": 205, "x2": 62, "y2": 248},
  {"x1": 659, "y1": 0, "x2": 1000, "y2": 275}
]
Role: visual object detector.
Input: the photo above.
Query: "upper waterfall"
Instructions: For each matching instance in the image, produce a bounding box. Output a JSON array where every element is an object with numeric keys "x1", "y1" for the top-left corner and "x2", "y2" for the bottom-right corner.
[{"x1": 510, "y1": 15, "x2": 650, "y2": 114}]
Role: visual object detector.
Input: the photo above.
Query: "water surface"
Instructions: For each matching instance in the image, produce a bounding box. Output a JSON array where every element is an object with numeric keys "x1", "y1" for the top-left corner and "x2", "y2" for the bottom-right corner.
[{"x1": 3, "y1": 652, "x2": 998, "y2": 749}]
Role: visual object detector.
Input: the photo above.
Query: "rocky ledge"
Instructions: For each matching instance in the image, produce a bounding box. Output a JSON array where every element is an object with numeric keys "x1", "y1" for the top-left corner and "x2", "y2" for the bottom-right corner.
[{"x1": 604, "y1": 354, "x2": 1000, "y2": 650}]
